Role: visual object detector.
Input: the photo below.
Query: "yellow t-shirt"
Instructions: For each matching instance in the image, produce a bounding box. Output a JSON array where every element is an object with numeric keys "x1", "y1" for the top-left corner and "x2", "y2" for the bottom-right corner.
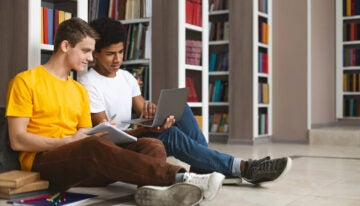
[{"x1": 6, "y1": 65, "x2": 92, "y2": 171}]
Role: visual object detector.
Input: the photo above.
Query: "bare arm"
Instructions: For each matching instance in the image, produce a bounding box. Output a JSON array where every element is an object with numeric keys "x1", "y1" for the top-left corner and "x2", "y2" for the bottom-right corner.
[
  {"x1": 91, "y1": 111, "x2": 108, "y2": 126},
  {"x1": 7, "y1": 117, "x2": 90, "y2": 152},
  {"x1": 132, "y1": 95, "x2": 157, "y2": 119}
]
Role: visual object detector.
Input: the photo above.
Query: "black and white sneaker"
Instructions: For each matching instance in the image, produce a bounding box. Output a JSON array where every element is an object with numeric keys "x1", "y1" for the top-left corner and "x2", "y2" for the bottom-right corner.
[
  {"x1": 135, "y1": 183, "x2": 203, "y2": 206},
  {"x1": 223, "y1": 156, "x2": 270, "y2": 185},
  {"x1": 243, "y1": 157, "x2": 292, "y2": 185}
]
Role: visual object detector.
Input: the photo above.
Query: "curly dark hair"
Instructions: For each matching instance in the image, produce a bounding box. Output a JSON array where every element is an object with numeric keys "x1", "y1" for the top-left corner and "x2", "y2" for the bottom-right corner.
[{"x1": 89, "y1": 17, "x2": 127, "y2": 52}]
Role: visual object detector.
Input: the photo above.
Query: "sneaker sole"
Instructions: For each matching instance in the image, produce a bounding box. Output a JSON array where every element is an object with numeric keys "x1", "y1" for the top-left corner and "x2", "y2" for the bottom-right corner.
[
  {"x1": 223, "y1": 177, "x2": 242, "y2": 185},
  {"x1": 203, "y1": 172, "x2": 225, "y2": 200},
  {"x1": 135, "y1": 183, "x2": 203, "y2": 206},
  {"x1": 273, "y1": 157, "x2": 292, "y2": 183}
]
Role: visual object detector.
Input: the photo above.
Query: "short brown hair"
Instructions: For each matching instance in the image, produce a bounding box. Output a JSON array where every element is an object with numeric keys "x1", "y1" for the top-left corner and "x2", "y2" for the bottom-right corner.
[{"x1": 54, "y1": 17, "x2": 99, "y2": 52}]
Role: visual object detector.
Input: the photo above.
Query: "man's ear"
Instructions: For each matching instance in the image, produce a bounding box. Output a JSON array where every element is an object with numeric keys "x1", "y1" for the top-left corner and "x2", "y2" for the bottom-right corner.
[
  {"x1": 92, "y1": 51, "x2": 98, "y2": 58},
  {"x1": 60, "y1": 40, "x2": 70, "y2": 52}
]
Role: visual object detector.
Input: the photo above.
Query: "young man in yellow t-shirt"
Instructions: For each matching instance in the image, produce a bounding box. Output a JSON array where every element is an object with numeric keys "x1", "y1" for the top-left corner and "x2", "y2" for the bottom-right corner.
[{"x1": 6, "y1": 17, "x2": 224, "y2": 206}]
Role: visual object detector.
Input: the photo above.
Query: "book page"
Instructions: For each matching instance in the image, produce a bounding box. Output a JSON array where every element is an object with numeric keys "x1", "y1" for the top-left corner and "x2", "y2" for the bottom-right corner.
[{"x1": 86, "y1": 122, "x2": 137, "y2": 144}]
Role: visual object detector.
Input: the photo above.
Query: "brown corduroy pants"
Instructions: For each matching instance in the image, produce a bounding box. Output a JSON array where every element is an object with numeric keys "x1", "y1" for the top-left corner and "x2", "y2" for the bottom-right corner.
[{"x1": 32, "y1": 136, "x2": 184, "y2": 191}]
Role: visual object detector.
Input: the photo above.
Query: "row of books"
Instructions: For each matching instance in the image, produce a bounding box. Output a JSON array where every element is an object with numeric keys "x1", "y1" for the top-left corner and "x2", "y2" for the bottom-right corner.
[
  {"x1": 258, "y1": 112, "x2": 268, "y2": 135},
  {"x1": 88, "y1": 0, "x2": 151, "y2": 21},
  {"x1": 209, "y1": 21, "x2": 229, "y2": 41},
  {"x1": 343, "y1": 47, "x2": 360, "y2": 66},
  {"x1": 209, "y1": 113, "x2": 229, "y2": 133},
  {"x1": 259, "y1": 82, "x2": 269, "y2": 104},
  {"x1": 123, "y1": 66, "x2": 149, "y2": 100},
  {"x1": 209, "y1": 0, "x2": 228, "y2": 11},
  {"x1": 209, "y1": 80, "x2": 228, "y2": 102},
  {"x1": 186, "y1": 0, "x2": 202, "y2": 26},
  {"x1": 343, "y1": 23, "x2": 360, "y2": 41},
  {"x1": 343, "y1": 72, "x2": 360, "y2": 92},
  {"x1": 343, "y1": 97, "x2": 360, "y2": 117},
  {"x1": 123, "y1": 23, "x2": 150, "y2": 61},
  {"x1": 258, "y1": 0, "x2": 268, "y2": 14},
  {"x1": 41, "y1": 7, "x2": 72, "y2": 45},
  {"x1": 343, "y1": 0, "x2": 360, "y2": 16},
  {"x1": 258, "y1": 20, "x2": 269, "y2": 44},
  {"x1": 258, "y1": 51, "x2": 269, "y2": 74},
  {"x1": 186, "y1": 40, "x2": 202, "y2": 65},
  {"x1": 209, "y1": 51, "x2": 229, "y2": 72}
]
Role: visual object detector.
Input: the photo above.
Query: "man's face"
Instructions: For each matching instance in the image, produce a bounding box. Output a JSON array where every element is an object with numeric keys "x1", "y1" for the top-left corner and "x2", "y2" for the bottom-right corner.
[
  {"x1": 66, "y1": 36, "x2": 96, "y2": 72},
  {"x1": 93, "y1": 42, "x2": 124, "y2": 77}
]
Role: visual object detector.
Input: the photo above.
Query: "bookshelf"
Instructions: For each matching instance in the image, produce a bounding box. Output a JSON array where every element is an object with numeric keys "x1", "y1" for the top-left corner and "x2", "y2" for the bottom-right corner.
[
  {"x1": 152, "y1": 0, "x2": 209, "y2": 140},
  {"x1": 88, "y1": 0, "x2": 152, "y2": 100},
  {"x1": 28, "y1": 0, "x2": 88, "y2": 69},
  {"x1": 336, "y1": 0, "x2": 360, "y2": 119},
  {"x1": 208, "y1": 0, "x2": 230, "y2": 140},
  {"x1": 227, "y1": 0, "x2": 272, "y2": 143}
]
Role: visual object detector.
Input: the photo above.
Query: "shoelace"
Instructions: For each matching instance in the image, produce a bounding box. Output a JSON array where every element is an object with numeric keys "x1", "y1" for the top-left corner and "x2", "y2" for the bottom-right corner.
[
  {"x1": 244, "y1": 156, "x2": 271, "y2": 178},
  {"x1": 251, "y1": 159, "x2": 285, "y2": 176}
]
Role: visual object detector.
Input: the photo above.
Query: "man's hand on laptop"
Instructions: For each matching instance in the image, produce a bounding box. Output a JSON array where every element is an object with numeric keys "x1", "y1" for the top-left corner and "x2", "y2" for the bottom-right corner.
[
  {"x1": 149, "y1": 115, "x2": 175, "y2": 133},
  {"x1": 141, "y1": 101, "x2": 157, "y2": 119}
]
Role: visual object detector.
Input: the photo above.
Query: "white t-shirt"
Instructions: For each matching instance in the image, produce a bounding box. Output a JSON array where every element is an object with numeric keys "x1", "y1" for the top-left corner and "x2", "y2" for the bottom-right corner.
[{"x1": 78, "y1": 68, "x2": 141, "y2": 129}]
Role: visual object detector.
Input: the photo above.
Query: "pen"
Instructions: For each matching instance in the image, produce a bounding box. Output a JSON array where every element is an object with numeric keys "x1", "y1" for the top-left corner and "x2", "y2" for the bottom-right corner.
[
  {"x1": 20, "y1": 194, "x2": 52, "y2": 203},
  {"x1": 109, "y1": 114, "x2": 117, "y2": 121}
]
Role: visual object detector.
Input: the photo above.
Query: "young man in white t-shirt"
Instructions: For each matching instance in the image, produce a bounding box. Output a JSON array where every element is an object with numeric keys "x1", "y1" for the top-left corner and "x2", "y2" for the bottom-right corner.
[{"x1": 78, "y1": 17, "x2": 292, "y2": 189}]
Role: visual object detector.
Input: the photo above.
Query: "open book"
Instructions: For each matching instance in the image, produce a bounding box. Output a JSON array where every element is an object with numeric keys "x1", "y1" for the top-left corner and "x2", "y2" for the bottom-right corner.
[{"x1": 86, "y1": 122, "x2": 137, "y2": 144}]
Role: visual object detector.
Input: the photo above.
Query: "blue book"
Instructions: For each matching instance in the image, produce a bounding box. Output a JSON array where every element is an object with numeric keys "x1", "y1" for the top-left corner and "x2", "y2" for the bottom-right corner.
[
  {"x1": 98, "y1": 0, "x2": 110, "y2": 18},
  {"x1": 47, "y1": 8, "x2": 54, "y2": 45},
  {"x1": 209, "y1": 53, "x2": 217, "y2": 72}
]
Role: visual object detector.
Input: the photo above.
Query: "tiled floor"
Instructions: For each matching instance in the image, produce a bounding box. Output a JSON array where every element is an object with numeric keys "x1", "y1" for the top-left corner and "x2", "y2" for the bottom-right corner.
[{"x1": 4, "y1": 143, "x2": 360, "y2": 205}]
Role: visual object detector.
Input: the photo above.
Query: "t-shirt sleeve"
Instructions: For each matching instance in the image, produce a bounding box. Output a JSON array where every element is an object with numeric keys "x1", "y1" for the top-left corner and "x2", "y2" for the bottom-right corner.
[
  {"x1": 124, "y1": 70, "x2": 142, "y2": 98},
  {"x1": 80, "y1": 80, "x2": 106, "y2": 114},
  {"x1": 6, "y1": 75, "x2": 33, "y2": 117}
]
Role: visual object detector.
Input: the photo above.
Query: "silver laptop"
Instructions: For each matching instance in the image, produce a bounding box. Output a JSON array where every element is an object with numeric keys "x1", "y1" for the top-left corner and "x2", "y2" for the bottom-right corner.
[{"x1": 123, "y1": 88, "x2": 189, "y2": 127}]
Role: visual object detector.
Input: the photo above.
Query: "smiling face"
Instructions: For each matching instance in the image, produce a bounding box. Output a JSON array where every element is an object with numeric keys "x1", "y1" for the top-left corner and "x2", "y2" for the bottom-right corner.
[
  {"x1": 93, "y1": 42, "x2": 124, "y2": 77},
  {"x1": 66, "y1": 36, "x2": 96, "y2": 72}
]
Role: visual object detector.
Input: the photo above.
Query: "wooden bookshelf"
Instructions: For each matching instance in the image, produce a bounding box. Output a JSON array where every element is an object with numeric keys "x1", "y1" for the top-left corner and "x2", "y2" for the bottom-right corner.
[
  {"x1": 208, "y1": 0, "x2": 230, "y2": 140},
  {"x1": 152, "y1": 0, "x2": 209, "y2": 140},
  {"x1": 227, "y1": 0, "x2": 272, "y2": 143},
  {"x1": 336, "y1": 0, "x2": 360, "y2": 119}
]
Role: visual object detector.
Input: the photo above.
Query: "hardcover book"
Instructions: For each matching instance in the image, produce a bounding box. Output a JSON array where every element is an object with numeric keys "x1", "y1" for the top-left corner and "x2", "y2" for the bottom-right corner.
[
  {"x1": 0, "y1": 180, "x2": 49, "y2": 199},
  {"x1": 0, "y1": 171, "x2": 39, "y2": 189}
]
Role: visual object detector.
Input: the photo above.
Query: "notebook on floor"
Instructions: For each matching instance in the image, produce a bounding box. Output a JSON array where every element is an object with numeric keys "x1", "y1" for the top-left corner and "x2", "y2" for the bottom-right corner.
[{"x1": 123, "y1": 87, "x2": 189, "y2": 127}]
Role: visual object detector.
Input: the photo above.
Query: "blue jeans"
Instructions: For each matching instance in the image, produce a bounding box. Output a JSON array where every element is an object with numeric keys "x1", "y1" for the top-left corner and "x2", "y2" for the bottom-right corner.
[{"x1": 153, "y1": 104, "x2": 235, "y2": 175}]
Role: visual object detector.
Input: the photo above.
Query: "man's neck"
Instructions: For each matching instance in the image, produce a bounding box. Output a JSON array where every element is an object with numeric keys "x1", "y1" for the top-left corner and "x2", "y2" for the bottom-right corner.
[{"x1": 43, "y1": 60, "x2": 70, "y2": 80}]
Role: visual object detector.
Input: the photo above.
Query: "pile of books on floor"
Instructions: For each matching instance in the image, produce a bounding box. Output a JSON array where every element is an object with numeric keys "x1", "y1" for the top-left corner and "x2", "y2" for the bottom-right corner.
[{"x1": 0, "y1": 170, "x2": 49, "y2": 201}]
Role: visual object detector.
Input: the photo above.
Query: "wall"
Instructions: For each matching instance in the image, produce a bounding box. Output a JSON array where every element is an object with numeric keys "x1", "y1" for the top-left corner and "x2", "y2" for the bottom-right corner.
[
  {"x1": 272, "y1": 0, "x2": 309, "y2": 141},
  {"x1": 0, "y1": 0, "x2": 28, "y2": 107},
  {"x1": 310, "y1": 0, "x2": 336, "y2": 126}
]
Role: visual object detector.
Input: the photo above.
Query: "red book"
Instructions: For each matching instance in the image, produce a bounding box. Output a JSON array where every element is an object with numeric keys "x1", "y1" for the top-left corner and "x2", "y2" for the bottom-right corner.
[
  {"x1": 262, "y1": 53, "x2": 268, "y2": 73},
  {"x1": 186, "y1": 77, "x2": 199, "y2": 102},
  {"x1": 53, "y1": 9, "x2": 59, "y2": 36},
  {"x1": 42, "y1": 7, "x2": 49, "y2": 44},
  {"x1": 194, "y1": 0, "x2": 202, "y2": 26},
  {"x1": 186, "y1": 0, "x2": 192, "y2": 24}
]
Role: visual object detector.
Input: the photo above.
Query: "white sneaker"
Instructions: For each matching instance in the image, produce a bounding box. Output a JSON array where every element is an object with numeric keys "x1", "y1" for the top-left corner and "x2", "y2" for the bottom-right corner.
[
  {"x1": 135, "y1": 183, "x2": 203, "y2": 206},
  {"x1": 183, "y1": 172, "x2": 225, "y2": 200}
]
